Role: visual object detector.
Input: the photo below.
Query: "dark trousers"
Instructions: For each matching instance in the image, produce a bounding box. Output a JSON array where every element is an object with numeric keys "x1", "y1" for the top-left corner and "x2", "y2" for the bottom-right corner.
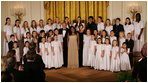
[{"x1": 129, "y1": 53, "x2": 133, "y2": 68}]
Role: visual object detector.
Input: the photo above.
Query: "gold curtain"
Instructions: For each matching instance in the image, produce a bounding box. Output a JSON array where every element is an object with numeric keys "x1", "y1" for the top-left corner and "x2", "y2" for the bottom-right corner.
[{"x1": 44, "y1": 1, "x2": 109, "y2": 25}]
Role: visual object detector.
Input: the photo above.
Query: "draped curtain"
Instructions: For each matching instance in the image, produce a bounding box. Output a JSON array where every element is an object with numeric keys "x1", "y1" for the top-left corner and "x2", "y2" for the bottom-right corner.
[{"x1": 44, "y1": 1, "x2": 109, "y2": 25}]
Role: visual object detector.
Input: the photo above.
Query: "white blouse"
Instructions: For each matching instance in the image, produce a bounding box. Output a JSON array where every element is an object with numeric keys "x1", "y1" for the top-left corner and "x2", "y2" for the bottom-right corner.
[
  {"x1": 44, "y1": 25, "x2": 53, "y2": 33},
  {"x1": 105, "y1": 25, "x2": 113, "y2": 36},
  {"x1": 124, "y1": 24, "x2": 134, "y2": 38},
  {"x1": 97, "y1": 22, "x2": 104, "y2": 32},
  {"x1": 37, "y1": 26, "x2": 44, "y2": 34},
  {"x1": 13, "y1": 26, "x2": 21, "y2": 40}
]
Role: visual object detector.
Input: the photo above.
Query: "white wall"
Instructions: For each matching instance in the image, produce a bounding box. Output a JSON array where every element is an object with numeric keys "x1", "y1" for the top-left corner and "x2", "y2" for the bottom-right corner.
[{"x1": 107, "y1": 1, "x2": 147, "y2": 42}]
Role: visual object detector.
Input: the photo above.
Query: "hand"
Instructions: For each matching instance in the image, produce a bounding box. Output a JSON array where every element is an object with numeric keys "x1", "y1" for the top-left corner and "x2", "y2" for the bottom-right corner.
[
  {"x1": 18, "y1": 65, "x2": 24, "y2": 71},
  {"x1": 53, "y1": 52, "x2": 55, "y2": 56},
  {"x1": 47, "y1": 52, "x2": 49, "y2": 56},
  {"x1": 5, "y1": 39, "x2": 8, "y2": 43},
  {"x1": 138, "y1": 35, "x2": 141, "y2": 40},
  {"x1": 114, "y1": 56, "x2": 117, "y2": 60}
]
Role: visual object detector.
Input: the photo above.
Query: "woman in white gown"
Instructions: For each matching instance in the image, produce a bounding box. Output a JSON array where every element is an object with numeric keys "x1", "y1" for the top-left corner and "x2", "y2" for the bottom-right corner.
[
  {"x1": 53, "y1": 17, "x2": 62, "y2": 30},
  {"x1": 83, "y1": 29, "x2": 91, "y2": 66},
  {"x1": 37, "y1": 19, "x2": 44, "y2": 34},
  {"x1": 30, "y1": 20, "x2": 37, "y2": 34},
  {"x1": 95, "y1": 38, "x2": 104, "y2": 70},
  {"x1": 133, "y1": 13, "x2": 144, "y2": 52},
  {"x1": 120, "y1": 42, "x2": 131, "y2": 71},
  {"x1": 105, "y1": 19, "x2": 113, "y2": 36},
  {"x1": 110, "y1": 40, "x2": 120, "y2": 72},
  {"x1": 124, "y1": 17, "x2": 134, "y2": 39},
  {"x1": 44, "y1": 18, "x2": 53, "y2": 33},
  {"x1": 21, "y1": 21, "x2": 30, "y2": 38},
  {"x1": 3, "y1": 17, "x2": 13, "y2": 56}
]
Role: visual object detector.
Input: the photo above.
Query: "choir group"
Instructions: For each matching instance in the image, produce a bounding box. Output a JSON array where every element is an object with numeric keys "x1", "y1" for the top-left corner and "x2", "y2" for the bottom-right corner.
[{"x1": 3, "y1": 13, "x2": 144, "y2": 72}]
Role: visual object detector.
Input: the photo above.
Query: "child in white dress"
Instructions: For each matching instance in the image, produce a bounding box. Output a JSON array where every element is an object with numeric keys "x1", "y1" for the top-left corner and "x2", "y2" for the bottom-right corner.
[
  {"x1": 110, "y1": 40, "x2": 120, "y2": 72},
  {"x1": 97, "y1": 16, "x2": 104, "y2": 34},
  {"x1": 37, "y1": 19, "x2": 44, "y2": 34},
  {"x1": 30, "y1": 20, "x2": 37, "y2": 34},
  {"x1": 44, "y1": 18, "x2": 53, "y2": 33},
  {"x1": 83, "y1": 29, "x2": 91, "y2": 66},
  {"x1": 110, "y1": 30, "x2": 117, "y2": 45},
  {"x1": 24, "y1": 32, "x2": 32, "y2": 43},
  {"x1": 94, "y1": 38, "x2": 104, "y2": 70},
  {"x1": 87, "y1": 35, "x2": 96, "y2": 68},
  {"x1": 104, "y1": 38, "x2": 112, "y2": 70},
  {"x1": 51, "y1": 35, "x2": 62, "y2": 68},
  {"x1": 39, "y1": 37, "x2": 47, "y2": 68},
  {"x1": 120, "y1": 42, "x2": 131, "y2": 71},
  {"x1": 13, "y1": 41, "x2": 20, "y2": 62},
  {"x1": 101, "y1": 30, "x2": 108, "y2": 44},
  {"x1": 105, "y1": 19, "x2": 113, "y2": 36},
  {"x1": 45, "y1": 36, "x2": 54, "y2": 69},
  {"x1": 23, "y1": 41, "x2": 29, "y2": 56}
]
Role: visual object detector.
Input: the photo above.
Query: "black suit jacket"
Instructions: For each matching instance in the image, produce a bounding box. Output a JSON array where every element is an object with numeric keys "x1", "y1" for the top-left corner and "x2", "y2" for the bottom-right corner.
[
  {"x1": 113, "y1": 24, "x2": 124, "y2": 39},
  {"x1": 86, "y1": 22, "x2": 97, "y2": 34},
  {"x1": 125, "y1": 39, "x2": 134, "y2": 52},
  {"x1": 8, "y1": 41, "x2": 14, "y2": 51}
]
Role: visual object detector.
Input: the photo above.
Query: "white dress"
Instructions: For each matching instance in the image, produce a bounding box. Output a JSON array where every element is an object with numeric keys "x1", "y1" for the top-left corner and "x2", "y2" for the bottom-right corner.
[
  {"x1": 110, "y1": 36, "x2": 117, "y2": 45},
  {"x1": 45, "y1": 42, "x2": 54, "y2": 68},
  {"x1": 51, "y1": 41, "x2": 62, "y2": 68},
  {"x1": 57, "y1": 35, "x2": 64, "y2": 65},
  {"x1": 110, "y1": 46, "x2": 120, "y2": 72},
  {"x1": 53, "y1": 23, "x2": 62, "y2": 29},
  {"x1": 44, "y1": 25, "x2": 53, "y2": 33},
  {"x1": 14, "y1": 48, "x2": 20, "y2": 62},
  {"x1": 133, "y1": 21, "x2": 144, "y2": 52},
  {"x1": 30, "y1": 27, "x2": 37, "y2": 34},
  {"x1": 39, "y1": 42, "x2": 47, "y2": 68},
  {"x1": 83, "y1": 35, "x2": 91, "y2": 66},
  {"x1": 23, "y1": 47, "x2": 29, "y2": 56},
  {"x1": 3, "y1": 25, "x2": 13, "y2": 56},
  {"x1": 97, "y1": 22, "x2": 104, "y2": 33},
  {"x1": 13, "y1": 26, "x2": 21, "y2": 40},
  {"x1": 94, "y1": 44, "x2": 104, "y2": 70},
  {"x1": 105, "y1": 25, "x2": 113, "y2": 36},
  {"x1": 21, "y1": 27, "x2": 30, "y2": 38},
  {"x1": 124, "y1": 24, "x2": 134, "y2": 38},
  {"x1": 104, "y1": 44, "x2": 112, "y2": 70},
  {"x1": 87, "y1": 40, "x2": 96, "y2": 67},
  {"x1": 73, "y1": 23, "x2": 85, "y2": 31},
  {"x1": 37, "y1": 26, "x2": 44, "y2": 34},
  {"x1": 119, "y1": 37, "x2": 125, "y2": 48},
  {"x1": 120, "y1": 48, "x2": 131, "y2": 71}
]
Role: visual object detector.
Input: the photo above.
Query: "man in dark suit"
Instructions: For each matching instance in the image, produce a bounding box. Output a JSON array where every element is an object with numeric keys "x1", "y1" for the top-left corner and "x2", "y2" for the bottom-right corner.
[
  {"x1": 86, "y1": 16, "x2": 97, "y2": 34},
  {"x1": 125, "y1": 33, "x2": 134, "y2": 68},
  {"x1": 8, "y1": 34, "x2": 15, "y2": 51},
  {"x1": 113, "y1": 18, "x2": 124, "y2": 40},
  {"x1": 59, "y1": 22, "x2": 69, "y2": 67},
  {"x1": 132, "y1": 43, "x2": 147, "y2": 82}
]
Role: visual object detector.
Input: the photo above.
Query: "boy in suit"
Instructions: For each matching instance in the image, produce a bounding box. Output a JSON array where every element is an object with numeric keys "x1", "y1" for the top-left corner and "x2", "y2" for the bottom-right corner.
[
  {"x1": 8, "y1": 34, "x2": 15, "y2": 51},
  {"x1": 125, "y1": 33, "x2": 134, "y2": 67}
]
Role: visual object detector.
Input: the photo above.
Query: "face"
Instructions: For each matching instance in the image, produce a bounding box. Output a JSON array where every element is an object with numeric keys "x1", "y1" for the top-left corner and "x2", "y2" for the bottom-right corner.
[
  {"x1": 54, "y1": 30, "x2": 59, "y2": 35},
  {"x1": 56, "y1": 18, "x2": 59, "y2": 23},
  {"x1": 32, "y1": 32, "x2": 37, "y2": 37},
  {"x1": 105, "y1": 39, "x2": 109, "y2": 44},
  {"x1": 98, "y1": 18, "x2": 101, "y2": 23},
  {"x1": 94, "y1": 30, "x2": 98, "y2": 35},
  {"x1": 11, "y1": 36, "x2": 15, "y2": 40},
  {"x1": 39, "y1": 20, "x2": 43, "y2": 25},
  {"x1": 89, "y1": 18, "x2": 93, "y2": 22},
  {"x1": 116, "y1": 19, "x2": 120, "y2": 24},
  {"x1": 91, "y1": 35, "x2": 95, "y2": 40},
  {"x1": 7, "y1": 19, "x2": 11, "y2": 25},
  {"x1": 42, "y1": 38, "x2": 46, "y2": 43},
  {"x1": 122, "y1": 44, "x2": 127, "y2": 48},
  {"x1": 24, "y1": 22, "x2": 28, "y2": 27},
  {"x1": 26, "y1": 33, "x2": 30, "y2": 38},
  {"x1": 98, "y1": 39, "x2": 102, "y2": 44},
  {"x1": 106, "y1": 20, "x2": 110, "y2": 25},
  {"x1": 47, "y1": 37, "x2": 51, "y2": 42},
  {"x1": 26, "y1": 42, "x2": 29, "y2": 47},
  {"x1": 126, "y1": 19, "x2": 130, "y2": 24},
  {"x1": 48, "y1": 20, "x2": 52, "y2": 24},
  {"x1": 54, "y1": 36, "x2": 57, "y2": 41},
  {"x1": 13, "y1": 43, "x2": 17, "y2": 48},
  {"x1": 32, "y1": 21, "x2": 36, "y2": 26},
  {"x1": 77, "y1": 18, "x2": 81, "y2": 22},
  {"x1": 86, "y1": 30, "x2": 91, "y2": 35},
  {"x1": 41, "y1": 32, "x2": 45, "y2": 36},
  {"x1": 119, "y1": 32, "x2": 124, "y2": 38},
  {"x1": 110, "y1": 31, "x2": 114, "y2": 36},
  {"x1": 62, "y1": 23, "x2": 66, "y2": 29},
  {"x1": 127, "y1": 34, "x2": 131, "y2": 39},
  {"x1": 71, "y1": 28, "x2": 75, "y2": 33},
  {"x1": 16, "y1": 21, "x2": 20, "y2": 26},
  {"x1": 65, "y1": 18, "x2": 69, "y2": 22},
  {"x1": 113, "y1": 41, "x2": 117, "y2": 46},
  {"x1": 102, "y1": 31, "x2": 106, "y2": 37},
  {"x1": 49, "y1": 31, "x2": 53, "y2": 36}
]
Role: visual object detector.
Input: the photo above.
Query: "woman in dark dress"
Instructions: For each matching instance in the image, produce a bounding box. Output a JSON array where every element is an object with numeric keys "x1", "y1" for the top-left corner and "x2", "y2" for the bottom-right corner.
[{"x1": 78, "y1": 24, "x2": 85, "y2": 67}]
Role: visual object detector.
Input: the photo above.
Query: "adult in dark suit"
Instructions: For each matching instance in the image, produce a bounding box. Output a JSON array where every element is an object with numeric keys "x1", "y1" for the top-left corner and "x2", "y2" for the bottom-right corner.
[
  {"x1": 113, "y1": 18, "x2": 124, "y2": 40},
  {"x1": 86, "y1": 16, "x2": 97, "y2": 34},
  {"x1": 59, "y1": 22, "x2": 69, "y2": 67},
  {"x1": 125, "y1": 33, "x2": 134, "y2": 68},
  {"x1": 132, "y1": 43, "x2": 147, "y2": 82}
]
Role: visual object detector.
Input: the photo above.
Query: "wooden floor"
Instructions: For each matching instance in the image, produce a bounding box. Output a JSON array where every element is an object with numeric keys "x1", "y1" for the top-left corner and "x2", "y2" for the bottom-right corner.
[{"x1": 44, "y1": 67, "x2": 119, "y2": 82}]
